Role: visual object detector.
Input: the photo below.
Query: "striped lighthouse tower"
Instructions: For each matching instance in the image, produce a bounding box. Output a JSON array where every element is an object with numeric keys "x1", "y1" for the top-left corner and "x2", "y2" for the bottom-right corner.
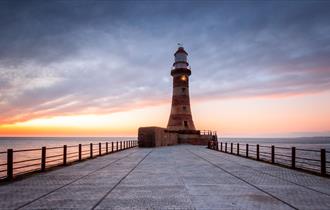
[{"x1": 167, "y1": 46, "x2": 196, "y2": 131}]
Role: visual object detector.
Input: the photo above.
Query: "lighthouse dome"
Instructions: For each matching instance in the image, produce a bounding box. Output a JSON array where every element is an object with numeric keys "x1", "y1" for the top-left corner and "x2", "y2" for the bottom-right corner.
[
  {"x1": 174, "y1": 47, "x2": 188, "y2": 63},
  {"x1": 173, "y1": 47, "x2": 189, "y2": 69}
]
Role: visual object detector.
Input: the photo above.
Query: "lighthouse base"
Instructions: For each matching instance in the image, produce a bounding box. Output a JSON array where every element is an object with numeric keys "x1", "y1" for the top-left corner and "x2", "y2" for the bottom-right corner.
[{"x1": 138, "y1": 127, "x2": 216, "y2": 148}]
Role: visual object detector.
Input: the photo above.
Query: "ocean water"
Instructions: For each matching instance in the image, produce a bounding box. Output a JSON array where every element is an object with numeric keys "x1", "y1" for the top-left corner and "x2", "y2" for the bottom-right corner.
[
  {"x1": 0, "y1": 136, "x2": 329, "y2": 178},
  {"x1": 0, "y1": 137, "x2": 134, "y2": 151}
]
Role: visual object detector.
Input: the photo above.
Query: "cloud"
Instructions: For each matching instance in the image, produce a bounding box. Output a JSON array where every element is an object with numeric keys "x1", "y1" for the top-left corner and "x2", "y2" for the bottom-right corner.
[{"x1": 0, "y1": 1, "x2": 330, "y2": 124}]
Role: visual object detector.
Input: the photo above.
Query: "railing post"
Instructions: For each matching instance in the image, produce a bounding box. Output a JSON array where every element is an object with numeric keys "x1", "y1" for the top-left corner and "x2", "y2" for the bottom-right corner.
[
  {"x1": 106, "y1": 142, "x2": 109, "y2": 154},
  {"x1": 98, "y1": 143, "x2": 101, "y2": 156},
  {"x1": 321, "y1": 149, "x2": 326, "y2": 176},
  {"x1": 237, "y1": 143, "x2": 239, "y2": 155},
  {"x1": 225, "y1": 142, "x2": 227, "y2": 153},
  {"x1": 220, "y1": 142, "x2": 222, "y2": 151},
  {"x1": 271, "y1": 145, "x2": 275, "y2": 164},
  {"x1": 79, "y1": 144, "x2": 82, "y2": 161},
  {"x1": 291, "y1": 147, "x2": 296, "y2": 169},
  {"x1": 120, "y1": 141, "x2": 122, "y2": 150},
  {"x1": 257, "y1": 144, "x2": 260, "y2": 160},
  {"x1": 116, "y1": 141, "x2": 118, "y2": 152},
  {"x1": 112, "y1": 142, "x2": 114, "y2": 153},
  {"x1": 7, "y1": 149, "x2": 13, "y2": 180},
  {"x1": 246, "y1": 144, "x2": 249, "y2": 157},
  {"x1": 230, "y1": 143, "x2": 233, "y2": 154},
  {"x1": 41, "y1": 147, "x2": 46, "y2": 172},
  {"x1": 63, "y1": 145, "x2": 67, "y2": 166},
  {"x1": 90, "y1": 143, "x2": 93, "y2": 158}
]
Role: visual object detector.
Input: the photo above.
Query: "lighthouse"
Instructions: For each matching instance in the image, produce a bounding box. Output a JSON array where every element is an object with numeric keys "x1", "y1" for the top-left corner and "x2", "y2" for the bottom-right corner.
[
  {"x1": 167, "y1": 46, "x2": 196, "y2": 131},
  {"x1": 137, "y1": 46, "x2": 216, "y2": 147}
]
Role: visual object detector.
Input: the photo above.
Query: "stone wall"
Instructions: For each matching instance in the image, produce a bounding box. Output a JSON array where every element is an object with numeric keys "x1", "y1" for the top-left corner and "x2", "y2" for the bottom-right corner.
[
  {"x1": 138, "y1": 127, "x2": 178, "y2": 147},
  {"x1": 138, "y1": 127, "x2": 213, "y2": 147},
  {"x1": 178, "y1": 133, "x2": 211, "y2": 145}
]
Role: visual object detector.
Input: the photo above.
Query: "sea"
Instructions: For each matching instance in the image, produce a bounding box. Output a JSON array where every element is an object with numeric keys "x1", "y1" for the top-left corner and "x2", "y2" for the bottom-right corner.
[
  {"x1": 0, "y1": 136, "x2": 329, "y2": 178},
  {"x1": 0, "y1": 137, "x2": 133, "y2": 151}
]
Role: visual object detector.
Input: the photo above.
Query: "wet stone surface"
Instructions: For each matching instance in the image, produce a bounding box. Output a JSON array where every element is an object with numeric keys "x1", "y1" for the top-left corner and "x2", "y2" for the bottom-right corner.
[{"x1": 0, "y1": 145, "x2": 329, "y2": 210}]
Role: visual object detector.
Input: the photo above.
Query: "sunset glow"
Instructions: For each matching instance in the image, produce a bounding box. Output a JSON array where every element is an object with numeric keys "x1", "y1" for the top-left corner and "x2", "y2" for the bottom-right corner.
[{"x1": 1, "y1": 89, "x2": 329, "y2": 137}]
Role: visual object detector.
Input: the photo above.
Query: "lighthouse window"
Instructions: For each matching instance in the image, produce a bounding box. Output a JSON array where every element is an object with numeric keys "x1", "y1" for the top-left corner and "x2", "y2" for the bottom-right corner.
[
  {"x1": 181, "y1": 88, "x2": 186, "y2": 93},
  {"x1": 183, "y1": 106, "x2": 186, "y2": 111},
  {"x1": 180, "y1": 75, "x2": 187, "y2": 81},
  {"x1": 184, "y1": 121, "x2": 188, "y2": 127}
]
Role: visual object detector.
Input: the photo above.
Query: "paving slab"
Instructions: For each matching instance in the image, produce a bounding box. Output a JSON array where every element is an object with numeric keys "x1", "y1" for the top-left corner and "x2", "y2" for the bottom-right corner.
[{"x1": 0, "y1": 145, "x2": 329, "y2": 210}]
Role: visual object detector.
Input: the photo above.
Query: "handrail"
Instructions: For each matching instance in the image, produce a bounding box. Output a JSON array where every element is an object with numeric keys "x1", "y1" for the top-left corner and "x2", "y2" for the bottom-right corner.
[
  {"x1": 47, "y1": 154, "x2": 63, "y2": 159},
  {"x1": 296, "y1": 148, "x2": 320, "y2": 152},
  {"x1": 46, "y1": 146, "x2": 65, "y2": 150},
  {"x1": 259, "y1": 145, "x2": 272, "y2": 148},
  {"x1": 14, "y1": 163, "x2": 40, "y2": 170},
  {"x1": 275, "y1": 146, "x2": 291, "y2": 150},
  {"x1": 0, "y1": 140, "x2": 139, "y2": 181},
  {"x1": 14, "y1": 148, "x2": 41, "y2": 153},
  {"x1": 296, "y1": 156, "x2": 320, "y2": 162},
  {"x1": 13, "y1": 157, "x2": 41, "y2": 164},
  {"x1": 208, "y1": 141, "x2": 329, "y2": 177},
  {"x1": 46, "y1": 158, "x2": 63, "y2": 164}
]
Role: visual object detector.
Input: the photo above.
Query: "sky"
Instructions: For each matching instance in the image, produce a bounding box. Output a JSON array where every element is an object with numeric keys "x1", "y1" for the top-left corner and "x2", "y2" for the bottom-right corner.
[{"x1": 0, "y1": 0, "x2": 330, "y2": 137}]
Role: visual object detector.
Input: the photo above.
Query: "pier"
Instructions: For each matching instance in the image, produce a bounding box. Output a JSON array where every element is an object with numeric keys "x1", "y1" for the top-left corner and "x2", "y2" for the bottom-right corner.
[{"x1": 1, "y1": 145, "x2": 330, "y2": 209}]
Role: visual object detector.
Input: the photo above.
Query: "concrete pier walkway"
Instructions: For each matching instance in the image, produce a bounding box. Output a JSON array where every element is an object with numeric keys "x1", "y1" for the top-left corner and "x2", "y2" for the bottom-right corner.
[{"x1": 0, "y1": 145, "x2": 330, "y2": 210}]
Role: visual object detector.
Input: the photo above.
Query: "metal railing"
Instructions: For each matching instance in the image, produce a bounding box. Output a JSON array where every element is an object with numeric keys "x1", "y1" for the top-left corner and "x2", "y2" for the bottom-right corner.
[
  {"x1": 208, "y1": 141, "x2": 329, "y2": 177},
  {"x1": 0, "y1": 140, "x2": 138, "y2": 181},
  {"x1": 200, "y1": 130, "x2": 217, "y2": 136}
]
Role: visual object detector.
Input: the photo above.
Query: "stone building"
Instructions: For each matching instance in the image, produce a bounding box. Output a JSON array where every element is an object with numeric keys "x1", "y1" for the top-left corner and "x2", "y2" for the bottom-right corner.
[{"x1": 138, "y1": 46, "x2": 217, "y2": 147}]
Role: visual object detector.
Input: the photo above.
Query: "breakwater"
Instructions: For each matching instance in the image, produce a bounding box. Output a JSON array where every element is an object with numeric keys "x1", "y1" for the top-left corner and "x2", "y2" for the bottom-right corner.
[{"x1": 1, "y1": 145, "x2": 330, "y2": 209}]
